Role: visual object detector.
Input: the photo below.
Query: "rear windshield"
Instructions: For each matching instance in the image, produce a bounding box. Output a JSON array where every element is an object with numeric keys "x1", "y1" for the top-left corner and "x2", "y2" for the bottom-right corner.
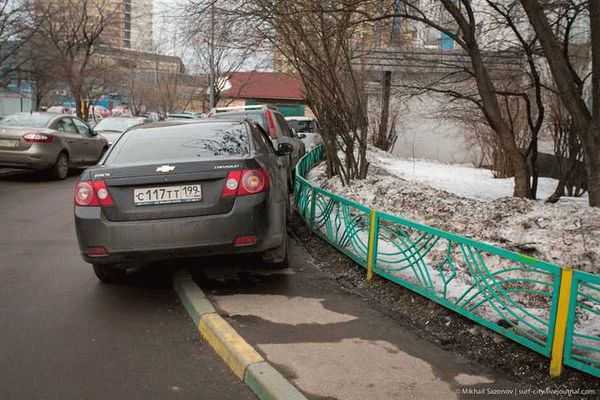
[
  {"x1": 287, "y1": 119, "x2": 316, "y2": 133},
  {"x1": 210, "y1": 111, "x2": 268, "y2": 132},
  {"x1": 105, "y1": 122, "x2": 250, "y2": 166},
  {"x1": 0, "y1": 113, "x2": 53, "y2": 128}
]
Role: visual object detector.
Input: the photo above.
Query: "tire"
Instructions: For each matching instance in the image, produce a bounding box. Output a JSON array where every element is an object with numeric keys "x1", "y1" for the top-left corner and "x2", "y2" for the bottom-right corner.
[
  {"x1": 50, "y1": 152, "x2": 69, "y2": 180},
  {"x1": 92, "y1": 264, "x2": 126, "y2": 283},
  {"x1": 262, "y1": 232, "x2": 289, "y2": 269}
]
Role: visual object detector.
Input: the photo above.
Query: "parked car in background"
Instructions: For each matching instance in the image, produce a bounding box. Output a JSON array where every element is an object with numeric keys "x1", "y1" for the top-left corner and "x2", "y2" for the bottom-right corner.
[
  {"x1": 94, "y1": 116, "x2": 148, "y2": 146},
  {"x1": 285, "y1": 116, "x2": 323, "y2": 150},
  {"x1": 47, "y1": 106, "x2": 75, "y2": 115},
  {"x1": 142, "y1": 112, "x2": 163, "y2": 123},
  {"x1": 87, "y1": 113, "x2": 103, "y2": 128},
  {"x1": 208, "y1": 105, "x2": 305, "y2": 191},
  {"x1": 74, "y1": 120, "x2": 292, "y2": 282},
  {"x1": 109, "y1": 107, "x2": 132, "y2": 117},
  {"x1": 0, "y1": 112, "x2": 108, "y2": 179},
  {"x1": 90, "y1": 105, "x2": 110, "y2": 118},
  {"x1": 166, "y1": 113, "x2": 202, "y2": 120}
]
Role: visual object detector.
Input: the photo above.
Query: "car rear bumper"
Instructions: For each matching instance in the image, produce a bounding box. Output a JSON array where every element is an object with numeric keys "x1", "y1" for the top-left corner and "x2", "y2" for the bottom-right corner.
[
  {"x1": 0, "y1": 147, "x2": 58, "y2": 170},
  {"x1": 75, "y1": 194, "x2": 285, "y2": 265}
]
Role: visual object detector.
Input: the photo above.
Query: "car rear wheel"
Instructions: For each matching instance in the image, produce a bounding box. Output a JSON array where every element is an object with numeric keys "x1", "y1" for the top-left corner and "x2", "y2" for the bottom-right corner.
[
  {"x1": 262, "y1": 232, "x2": 289, "y2": 269},
  {"x1": 50, "y1": 152, "x2": 69, "y2": 180},
  {"x1": 92, "y1": 264, "x2": 126, "y2": 283}
]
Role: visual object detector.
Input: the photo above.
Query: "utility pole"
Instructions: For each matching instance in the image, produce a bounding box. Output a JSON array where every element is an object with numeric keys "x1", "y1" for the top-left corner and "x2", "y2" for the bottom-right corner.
[{"x1": 208, "y1": 1, "x2": 216, "y2": 109}]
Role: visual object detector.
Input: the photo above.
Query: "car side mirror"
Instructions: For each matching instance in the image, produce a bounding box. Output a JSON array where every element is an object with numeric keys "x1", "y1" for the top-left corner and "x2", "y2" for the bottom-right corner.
[
  {"x1": 89, "y1": 129, "x2": 98, "y2": 136},
  {"x1": 298, "y1": 133, "x2": 307, "y2": 139},
  {"x1": 277, "y1": 142, "x2": 293, "y2": 156}
]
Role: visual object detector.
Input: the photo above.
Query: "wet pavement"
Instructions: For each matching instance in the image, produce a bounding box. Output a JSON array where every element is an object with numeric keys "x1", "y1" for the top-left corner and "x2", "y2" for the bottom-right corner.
[
  {"x1": 0, "y1": 171, "x2": 254, "y2": 400},
  {"x1": 187, "y1": 240, "x2": 523, "y2": 400}
]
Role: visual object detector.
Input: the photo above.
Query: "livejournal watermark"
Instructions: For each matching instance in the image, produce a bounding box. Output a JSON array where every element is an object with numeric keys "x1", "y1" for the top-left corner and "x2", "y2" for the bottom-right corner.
[{"x1": 457, "y1": 387, "x2": 597, "y2": 397}]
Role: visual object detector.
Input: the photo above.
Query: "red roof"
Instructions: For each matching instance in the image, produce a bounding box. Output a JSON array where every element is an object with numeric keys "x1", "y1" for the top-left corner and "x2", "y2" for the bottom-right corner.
[{"x1": 221, "y1": 71, "x2": 305, "y2": 101}]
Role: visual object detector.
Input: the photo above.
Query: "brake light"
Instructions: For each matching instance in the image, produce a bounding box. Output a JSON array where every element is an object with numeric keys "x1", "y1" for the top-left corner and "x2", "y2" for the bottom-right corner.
[
  {"x1": 233, "y1": 235, "x2": 257, "y2": 247},
  {"x1": 264, "y1": 110, "x2": 277, "y2": 138},
  {"x1": 86, "y1": 246, "x2": 108, "y2": 257},
  {"x1": 221, "y1": 169, "x2": 269, "y2": 197},
  {"x1": 74, "y1": 180, "x2": 114, "y2": 207},
  {"x1": 23, "y1": 132, "x2": 53, "y2": 143}
]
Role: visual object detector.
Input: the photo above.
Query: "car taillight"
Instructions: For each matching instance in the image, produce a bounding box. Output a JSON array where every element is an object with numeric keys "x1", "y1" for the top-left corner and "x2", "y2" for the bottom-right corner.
[
  {"x1": 74, "y1": 180, "x2": 114, "y2": 207},
  {"x1": 240, "y1": 169, "x2": 269, "y2": 195},
  {"x1": 221, "y1": 170, "x2": 242, "y2": 198},
  {"x1": 23, "y1": 132, "x2": 53, "y2": 143},
  {"x1": 221, "y1": 169, "x2": 269, "y2": 197},
  {"x1": 264, "y1": 110, "x2": 277, "y2": 138}
]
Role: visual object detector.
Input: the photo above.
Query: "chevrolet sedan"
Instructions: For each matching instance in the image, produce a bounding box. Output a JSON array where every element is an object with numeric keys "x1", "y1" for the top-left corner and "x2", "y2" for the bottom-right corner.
[
  {"x1": 74, "y1": 120, "x2": 292, "y2": 282},
  {"x1": 0, "y1": 112, "x2": 108, "y2": 179}
]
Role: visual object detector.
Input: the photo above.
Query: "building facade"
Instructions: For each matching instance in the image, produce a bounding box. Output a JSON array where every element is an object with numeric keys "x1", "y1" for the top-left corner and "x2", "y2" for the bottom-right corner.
[{"x1": 123, "y1": 0, "x2": 154, "y2": 52}]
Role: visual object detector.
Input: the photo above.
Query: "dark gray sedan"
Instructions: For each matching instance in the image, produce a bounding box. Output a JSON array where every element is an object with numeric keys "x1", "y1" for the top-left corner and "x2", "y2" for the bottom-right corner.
[
  {"x1": 0, "y1": 112, "x2": 108, "y2": 179},
  {"x1": 74, "y1": 120, "x2": 292, "y2": 282}
]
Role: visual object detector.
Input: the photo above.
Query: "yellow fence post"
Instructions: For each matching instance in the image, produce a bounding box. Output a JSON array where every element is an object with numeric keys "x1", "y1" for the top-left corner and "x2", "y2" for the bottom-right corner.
[
  {"x1": 550, "y1": 267, "x2": 574, "y2": 377},
  {"x1": 366, "y1": 210, "x2": 377, "y2": 281}
]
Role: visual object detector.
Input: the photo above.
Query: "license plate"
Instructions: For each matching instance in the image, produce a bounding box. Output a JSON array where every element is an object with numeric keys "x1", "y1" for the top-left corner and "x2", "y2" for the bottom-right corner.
[
  {"x1": 0, "y1": 139, "x2": 18, "y2": 149},
  {"x1": 133, "y1": 184, "x2": 202, "y2": 206}
]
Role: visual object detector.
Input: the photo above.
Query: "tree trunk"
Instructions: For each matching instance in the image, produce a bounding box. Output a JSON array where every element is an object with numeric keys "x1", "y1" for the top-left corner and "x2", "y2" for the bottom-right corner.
[
  {"x1": 376, "y1": 70, "x2": 391, "y2": 150},
  {"x1": 467, "y1": 42, "x2": 533, "y2": 198},
  {"x1": 583, "y1": 121, "x2": 600, "y2": 206},
  {"x1": 520, "y1": 0, "x2": 600, "y2": 206}
]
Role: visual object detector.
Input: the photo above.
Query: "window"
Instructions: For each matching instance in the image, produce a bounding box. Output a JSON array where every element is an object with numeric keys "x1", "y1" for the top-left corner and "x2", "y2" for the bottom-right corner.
[
  {"x1": 56, "y1": 118, "x2": 78, "y2": 134},
  {"x1": 105, "y1": 123, "x2": 251, "y2": 166},
  {"x1": 72, "y1": 118, "x2": 91, "y2": 136},
  {"x1": 274, "y1": 113, "x2": 293, "y2": 138}
]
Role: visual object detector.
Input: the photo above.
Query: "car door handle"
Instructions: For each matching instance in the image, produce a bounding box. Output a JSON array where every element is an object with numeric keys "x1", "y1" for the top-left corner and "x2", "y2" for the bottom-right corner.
[{"x1": 83, "y1": 140, "x2": 89, "y2": 144}]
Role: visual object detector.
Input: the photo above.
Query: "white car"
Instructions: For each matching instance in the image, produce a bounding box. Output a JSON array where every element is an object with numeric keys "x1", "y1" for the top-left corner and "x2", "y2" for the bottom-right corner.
[{"x1": 285, "y1": 116, "x2": 322, "y2": 150}]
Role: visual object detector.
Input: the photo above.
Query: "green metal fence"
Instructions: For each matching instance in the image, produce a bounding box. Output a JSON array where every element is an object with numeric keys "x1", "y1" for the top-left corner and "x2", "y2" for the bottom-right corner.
[
  {"x1": 294, "y1": 146, "x2": 600, "y2": 379},
  {"x1": 564, "y1": 271, "x2": 600, "y2": 377}
]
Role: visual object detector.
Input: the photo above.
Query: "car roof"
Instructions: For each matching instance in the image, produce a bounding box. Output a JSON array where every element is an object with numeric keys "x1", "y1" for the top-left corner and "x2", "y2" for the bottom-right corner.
[
  {"x1": 99, "y1": 116, "x2": 145, "y2": 120},
  {"x1": 285, "y1": 116, "x2": 314, "y2": 121},
  {"x1": 129, "y1": 119, "x2": 246, "y2": 132}
]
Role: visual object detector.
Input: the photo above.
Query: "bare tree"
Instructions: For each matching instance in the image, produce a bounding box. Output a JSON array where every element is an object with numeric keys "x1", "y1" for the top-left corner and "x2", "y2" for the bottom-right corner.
[
  {"x1": 247, "y1": 0, "x2": 371, "y2": 184},
  {"x1": 29, "y1": 0, "x2": 121, "y2": 119},
  {"x1": 518, "y1": 0, "x2": 600, "y2": 207},
  {"x1": 0, "y1": 0, "x2": 31, "y2": 85},
  {"x1": 358, "y1": 0, "x2": 548, "y2": 198},
  {"x1": 183, "y1": 0, "x2": 260, "y2": 109}
]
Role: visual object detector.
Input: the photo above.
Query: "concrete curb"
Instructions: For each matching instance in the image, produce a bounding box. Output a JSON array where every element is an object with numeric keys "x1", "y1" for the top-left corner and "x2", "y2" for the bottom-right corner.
[{"x1": 173, "y1": 269, "x2": 308, "y2": 400}]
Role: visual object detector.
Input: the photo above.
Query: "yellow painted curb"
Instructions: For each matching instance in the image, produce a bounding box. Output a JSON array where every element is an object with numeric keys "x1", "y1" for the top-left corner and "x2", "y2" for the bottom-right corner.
[{"x1": 199, "y1": 312, "x2": 264, "y2": 380}]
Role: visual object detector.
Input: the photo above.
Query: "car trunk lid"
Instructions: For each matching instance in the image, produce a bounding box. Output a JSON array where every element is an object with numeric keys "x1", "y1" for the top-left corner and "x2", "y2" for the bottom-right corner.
[{"x1": 99, "y1": 159, "x2": 258, "y2": 221}]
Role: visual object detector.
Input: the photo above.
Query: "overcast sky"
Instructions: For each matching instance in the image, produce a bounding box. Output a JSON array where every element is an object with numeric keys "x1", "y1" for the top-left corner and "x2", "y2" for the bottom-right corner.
[{"x1": 153, "y1": 0, "x2": 272, "y2": 72}]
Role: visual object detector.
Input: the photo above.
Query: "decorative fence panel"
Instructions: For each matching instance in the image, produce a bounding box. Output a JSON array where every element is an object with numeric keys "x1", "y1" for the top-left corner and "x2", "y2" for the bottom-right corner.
[
  {"x1": 294, "y1": 145, "x2": 599, "y2": 379},
  {"x1": 564, "y1": 271, "x2": 600, "y2": 377}
]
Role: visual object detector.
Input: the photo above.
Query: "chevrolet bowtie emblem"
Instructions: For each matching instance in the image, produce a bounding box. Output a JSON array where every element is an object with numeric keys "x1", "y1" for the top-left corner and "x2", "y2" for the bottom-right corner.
[{"x1": 156, "y1": 165, "x2": 176, "y2": 173}]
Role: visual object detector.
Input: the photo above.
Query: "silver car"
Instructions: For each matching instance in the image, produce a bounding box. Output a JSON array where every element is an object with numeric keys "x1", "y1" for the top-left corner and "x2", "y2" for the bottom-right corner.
[
  {"x1": 94, "y1": 116, "x2": 147, "y2": 146},
  {"x1": 0, "y1": 112, "x2": 108, "y2": 179}
]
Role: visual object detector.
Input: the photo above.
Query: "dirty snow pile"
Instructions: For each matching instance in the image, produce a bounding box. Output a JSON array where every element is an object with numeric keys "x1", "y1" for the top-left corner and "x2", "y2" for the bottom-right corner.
[{"x1": 307, "y1": 148, "x2": 599, "y2": 275}]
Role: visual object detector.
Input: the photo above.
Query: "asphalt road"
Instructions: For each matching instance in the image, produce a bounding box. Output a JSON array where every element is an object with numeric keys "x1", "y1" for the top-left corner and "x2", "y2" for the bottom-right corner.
[{"x1": 0, "y1": 171, "x2": 254, "y2": 400}]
